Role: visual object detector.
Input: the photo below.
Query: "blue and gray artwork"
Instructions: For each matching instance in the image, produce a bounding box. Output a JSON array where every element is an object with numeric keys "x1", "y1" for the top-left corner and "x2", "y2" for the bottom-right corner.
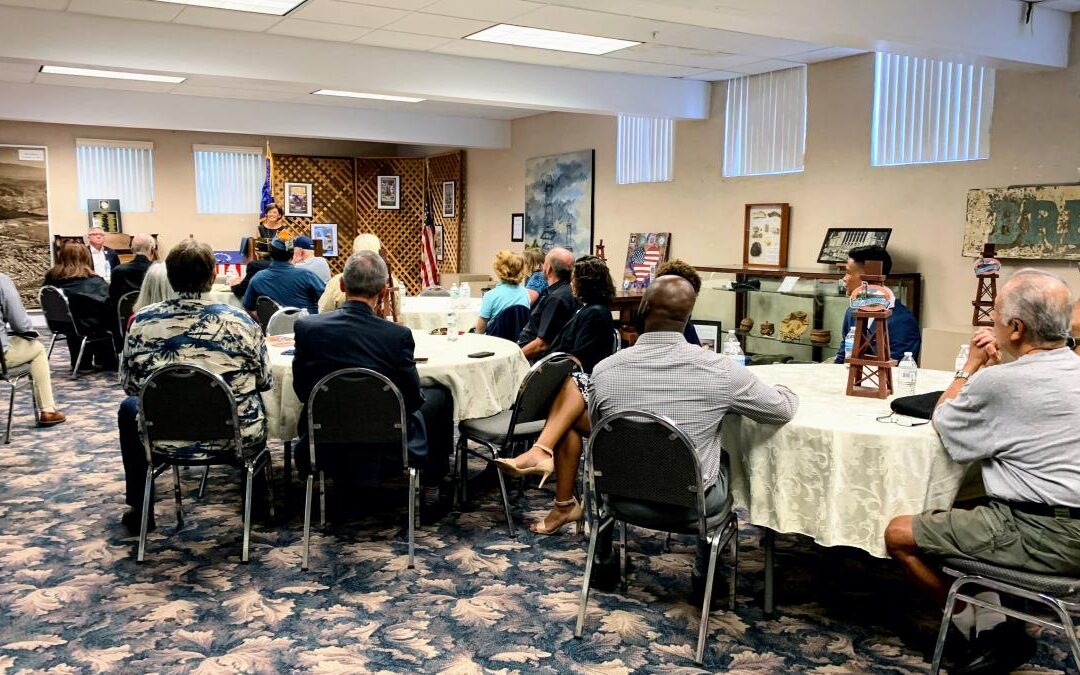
[{"x1": 524, "y1": 149, "x2": 593, "y2": 255}]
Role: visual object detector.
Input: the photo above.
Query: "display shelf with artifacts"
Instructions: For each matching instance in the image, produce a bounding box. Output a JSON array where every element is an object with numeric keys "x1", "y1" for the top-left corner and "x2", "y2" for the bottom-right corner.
[{"x1": 692, "y1": 265, "x2": 921, "y2": 363}]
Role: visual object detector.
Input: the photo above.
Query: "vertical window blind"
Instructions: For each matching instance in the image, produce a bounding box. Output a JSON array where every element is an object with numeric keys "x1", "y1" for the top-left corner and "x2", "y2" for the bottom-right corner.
[
  {"x1": 723, "y1": 66, "x2": 806, "y2": 177},
  {"x1": 193, "y1": 145, "x2": 264, "y2": 214},
  {"x1": 872, "y1": 52, "x2": 995, "y2": 166},
  {"x1": 76, "y1": 139, "x2": 155, "y2": 212},
  {"x1": 616, "y1": 115, "x2": 674, "y2": 184}
]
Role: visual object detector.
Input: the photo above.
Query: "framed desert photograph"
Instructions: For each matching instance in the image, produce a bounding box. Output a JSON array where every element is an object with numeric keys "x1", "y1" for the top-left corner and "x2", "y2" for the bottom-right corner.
[
  {"x1": 442, "y1": 181, "x2": 455, "y2": 218},
  {"x1": 816, "y1": 227, "x2": 893, "y2": 264},
  {"x1": 743, "y1": 203, "x2": 790, "y2": 268},
  {"x1": 284, "y1": 182, "x2": 313, "y2": 218},
  {"x1": 311, "y1": 223, "x2": 338, "y2": 257},
  {"x1": 377, "y1": 175, "x2": 400, "y2": 210}
]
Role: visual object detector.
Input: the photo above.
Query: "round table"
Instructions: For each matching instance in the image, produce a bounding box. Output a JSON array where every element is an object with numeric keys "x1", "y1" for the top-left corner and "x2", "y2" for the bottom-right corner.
[
  {"x1": 400, "y1": 296, "x2": 482, "y2": 333},
  {"x1": 722, "y1": 363, "x2": 963, "y2": 558},
  {"x1": 205, "y1": 285, "x2": 245, "y2": 310},
  {"x1": 261, "y1": 330, "x2": 530, "y2": 441}
]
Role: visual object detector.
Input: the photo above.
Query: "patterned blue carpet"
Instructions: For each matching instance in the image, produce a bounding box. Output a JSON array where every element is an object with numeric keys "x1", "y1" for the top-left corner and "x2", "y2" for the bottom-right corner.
[{"x1": 0, "y1": 342, "x2": 1075, "y2": 673}]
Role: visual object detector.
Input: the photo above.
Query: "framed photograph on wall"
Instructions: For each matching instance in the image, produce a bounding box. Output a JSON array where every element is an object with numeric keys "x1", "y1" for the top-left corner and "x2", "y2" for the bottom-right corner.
[
  {"x1": 442, "y1": 181, "x2": 455, "y2": 218},
  {"x1": 377, "y1": 175, "x2": 400, "y2": 210},
  {"x1": 284, "y1": 182, "x2": 313, "y2": 217},
  {"x1": 510, "y1": 213, "x2": 524, "y2": 242},
  {"x1": 692, "y1": 320, "x2": 722, "y2": 352},
  {"x1": 816, "y1": 227, "x2": 893, "y2": 264},
  {"x1": 311, "y1": 223, "x2": 338, "y2": 257},
  {"x1": 743, "y1": 203, "x2": 790, "y2": 268},
  {"x1": 434, "y1": 224, "x2": 445, "y2": 261}
]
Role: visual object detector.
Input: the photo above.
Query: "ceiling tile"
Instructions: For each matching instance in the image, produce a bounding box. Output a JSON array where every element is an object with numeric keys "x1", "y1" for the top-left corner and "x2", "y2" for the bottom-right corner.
[
  {"x1": 684, "y1": 69, "x2": 742, "y2": 81},
  {"x1": 730, "y1": 58, "x2": 804, "y2": 75},
  {"x1": 605, "y1": 44, "x2": 737, "y2": 70},
  {"x1": 422, "y1": 0, "x2": 541, "y2": 22},
  {"x1": 293, "y1": 0, "x2": 405, "y2": 28},
  {"x1": 183, "y1": 74, "x2": 311, "y2": 92},
  {"x1": 383, "y1": 12, "x2": 492, "y2": 39},
  {"x1": 66, "y1": 0, "x2": 183, "y2": 22},
  {"x1": 174, "y1": 84, "x2": 287, "y2": 100},
  {"x1": 0, "y1": 61, "x2": 37, "y2": 84},
  {"x1": 514, "y1": 5, "x2": 674, "y2": 44},
  {"x1": 336, "y1": 0, "x2": 437, "y2": 10},
  {"x1": 661, "y1": 25, "x2": 821, "y2": 57},
  {"x1": 172, "y1": 6, "x2": 282, "y2": 31},
  {"x1": 431, "y1": 39, "x2": 576, "y2": 66},
  {"x1": 267, "y1": 18, "x2": 371, "y2": 42},
  {"x1": 786, "y1": 47, "x2": 865, "y2": 63},
  {"x1": 567, "y1": 55, "x2": 705, "y2": 78},
  {"x1": 0, "y1": 0, "x2": 70, "y2": 9},
  {"x1": 353, "y1": 30, "x2": 452, "y2": 50},
  {"x1": 1039, "y1": 0, "x2": 1080, "y2": 10}
]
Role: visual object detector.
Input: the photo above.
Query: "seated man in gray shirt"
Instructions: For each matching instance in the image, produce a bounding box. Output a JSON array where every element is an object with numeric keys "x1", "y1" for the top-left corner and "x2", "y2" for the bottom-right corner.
[
  {"x1": 588, "y1": 276, "x2": 799, "y2": 602},
  {"x1": 886, "y1": 269, "x2": 1080, "y2": 675}
]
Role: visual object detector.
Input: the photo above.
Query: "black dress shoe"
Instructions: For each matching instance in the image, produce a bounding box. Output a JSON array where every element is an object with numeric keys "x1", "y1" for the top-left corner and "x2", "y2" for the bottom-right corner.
[
  {"x1": 121, "y1": 507, "x2": 156, "y2": 535},
  {"x1": 691, "y1": 571, "x2": 728, "y2": 611},
  {"x1": 420, "y1": 486, "x2": 451, "y2": 525},
  {"x1": 589, "y1": 557, "x2": 621, "y2": 592},
  {"x1": 953, "y1": 621, "x2": 1036, "y2": 675}
]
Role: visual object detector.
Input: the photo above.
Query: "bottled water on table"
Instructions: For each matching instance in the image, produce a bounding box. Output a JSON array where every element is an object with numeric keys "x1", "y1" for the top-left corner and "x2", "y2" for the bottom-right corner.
[
  {"x1": 450, "y1": 283, "x2": 460, "y2": 306},
  {"x1": 461, "y1": 282, "x2": 471, "y2": 305},
  {"x1": 843, "y1": 327, "x2": 856, "y2": 359},
  {"x1": 954, "y1": 344, "x2": 970, "y2": 373},
  {"x1": 445, "y1": 311, "x2": 458, "y2": 341},
  {"x1": 897, "y1": 352, "x2": 918, "y2": 395},
  {"x1": 225, "y1": 267, "x2": 238, "y2": 285},
  {"x1": 722, "y1": 330, "x2": 746, "y2": 366}
]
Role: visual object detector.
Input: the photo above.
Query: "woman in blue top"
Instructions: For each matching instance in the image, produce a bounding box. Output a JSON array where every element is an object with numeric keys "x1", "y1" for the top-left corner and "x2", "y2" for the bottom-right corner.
[
  {"x1": 476, "y1": 250, "x2": 530, "y2": 334},
  {"x1": 523, "y1": 247, "x2": 547, "y2": 305}
]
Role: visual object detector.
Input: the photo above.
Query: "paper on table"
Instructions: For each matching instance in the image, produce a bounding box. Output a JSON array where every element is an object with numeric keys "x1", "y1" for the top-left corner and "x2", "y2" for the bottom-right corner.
[{"x1": 777, "y1": 276, "x2": 800, "y2": 293}]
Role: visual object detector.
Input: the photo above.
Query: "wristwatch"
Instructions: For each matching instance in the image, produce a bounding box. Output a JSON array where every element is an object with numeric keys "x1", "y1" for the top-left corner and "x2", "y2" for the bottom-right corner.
[{"x1": 953, "y1": 370, "x2": 972, "y2": 380}]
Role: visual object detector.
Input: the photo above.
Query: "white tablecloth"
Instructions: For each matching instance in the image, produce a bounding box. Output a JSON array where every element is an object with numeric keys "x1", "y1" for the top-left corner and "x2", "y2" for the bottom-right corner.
[
  {"x1": 206, "y1": 285, "x2": 245, "y2": 310},
  {"x1": 722, "y1": 363, "x2": 965, "y2": 558},
  {"x1": 400, "y1": 296, "x2": 482, "y2": 333},
  {"x1": 261, "y1": 330, "x2": 530, "y2": 440}
]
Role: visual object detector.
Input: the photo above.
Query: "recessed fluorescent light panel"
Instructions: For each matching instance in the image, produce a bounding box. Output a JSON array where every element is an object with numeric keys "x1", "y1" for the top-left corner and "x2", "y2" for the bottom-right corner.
[
  {"x1": 465, "y1": 24, "x2": 640, "y2": 55},
  {"x1": 39, "y1": 65, "x2": 186, "y2": 84},
  {"x1": 313, "y1": 89, "x2": 426, "y2": 103},
  {"x1": 151, "y1": 0, "x2": 305, "y2": 15}
]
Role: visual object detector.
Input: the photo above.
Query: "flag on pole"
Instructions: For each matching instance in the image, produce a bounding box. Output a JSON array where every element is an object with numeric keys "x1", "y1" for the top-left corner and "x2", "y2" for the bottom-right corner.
[
  {"x1": 259, "y1": 141, "x2": 274, "y2": 223},
  {"x1": 420, "y1": 193, "x2": 440, "y2": 288}
]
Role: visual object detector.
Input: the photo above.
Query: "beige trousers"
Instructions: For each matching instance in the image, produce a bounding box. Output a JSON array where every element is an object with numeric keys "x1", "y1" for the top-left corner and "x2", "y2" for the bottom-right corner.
[{"x1": 4, "y1": 336, "x2": 56, "y2": 412}]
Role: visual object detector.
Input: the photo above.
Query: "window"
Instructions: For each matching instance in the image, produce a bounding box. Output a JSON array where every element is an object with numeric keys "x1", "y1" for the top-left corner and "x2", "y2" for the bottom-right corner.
[
  {"x1": 723, "y1": 66, "x2": 806, "y2": 177},
  {"x1": 193, "y1": 145, "x2": 264, "y2": 214},
  {"x1": 616, "y1": 115, "x2": 674, "y2": 184},
  {"x1": 76, "y1": 139, "x2": 154, "y2": 212},
  {"x1": 872, "y1": 52, "x2": 995, "y2": 166}
]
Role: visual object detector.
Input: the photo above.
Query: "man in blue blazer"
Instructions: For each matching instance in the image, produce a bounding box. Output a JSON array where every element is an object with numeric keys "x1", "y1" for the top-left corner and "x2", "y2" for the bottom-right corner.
[
  {"x1": 291, "y1": 250, "x2": 452, "y2": 520},
  {"x1": 834, "y1": 245, "x2": 921, "y2": 364}
]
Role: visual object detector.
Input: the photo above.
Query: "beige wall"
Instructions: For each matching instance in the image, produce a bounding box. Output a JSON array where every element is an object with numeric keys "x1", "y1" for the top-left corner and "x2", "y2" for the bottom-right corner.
[
  {"x1": 0, "y1": 120, "x2": 394, "y2": 255},
  {"x1": 466, "y1": 39, "x2": 1080, "y2": 333}
]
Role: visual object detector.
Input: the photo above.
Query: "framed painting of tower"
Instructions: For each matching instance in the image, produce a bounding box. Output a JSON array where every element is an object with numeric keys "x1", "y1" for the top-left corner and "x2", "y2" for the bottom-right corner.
[{"x1": 523, "y1": 149, "x2": 594, "y2": 257}]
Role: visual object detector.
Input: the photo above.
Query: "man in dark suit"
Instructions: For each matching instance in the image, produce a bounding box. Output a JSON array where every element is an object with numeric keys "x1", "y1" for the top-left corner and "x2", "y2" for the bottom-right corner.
[
  {"x1": 108, "y1": 233, "x2": 155, "y2": 306},
  {"x1": 291, "y1": 250, "x2": 453, "y2": 521},
  {"x1": 86, "y1": 226, "x2": 121, "y2": 277}
]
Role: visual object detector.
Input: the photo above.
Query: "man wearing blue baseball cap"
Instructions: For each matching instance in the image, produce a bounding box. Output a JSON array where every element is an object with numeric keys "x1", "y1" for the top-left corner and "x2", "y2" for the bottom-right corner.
[
  {"x1": 291, "y1": 235, "x2": 331, "y2": 283},
  {"x1": 242, "y1": 237, "x2": 325, "y2": 315}
]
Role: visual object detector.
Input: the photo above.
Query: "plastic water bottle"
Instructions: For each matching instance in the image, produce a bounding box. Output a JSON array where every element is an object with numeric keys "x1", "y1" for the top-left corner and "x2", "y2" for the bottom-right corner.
[
  {"x1": 722, "y1": 330, "x2": 746, "y2": 366},
  {"x1": 898, "y1": 352, "x2": 918, "y2": 395},
  {"x1": 445, "y1": 310, "x2": 458, "y2": 341},
  {"x1": 843, "y1": 327, "x2": 856, "y2": 359},
  {"x1": 450, "y1": 283, "x2": 461, "y2": 308},
  {"x1": 397, "y1": 280, "x2": 407, "y2": 298},
  {"x1": 461, "y1": 281, "x2": 471, "y2": 305},
  {"x1": 225, "y1": 266, "x2": 238, "y2": 285},
  {"x1": 954, "y1": 344, "x2": 970, "y2": 373}
]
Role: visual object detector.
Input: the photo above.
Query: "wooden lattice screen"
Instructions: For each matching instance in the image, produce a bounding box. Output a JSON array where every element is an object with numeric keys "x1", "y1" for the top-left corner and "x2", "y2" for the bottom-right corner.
[
  {"x1": 356, "y1": 157, "x2": 425, "y2": 294},
  {"x1": 271, "y1": 155, "x2": 356, "y2": 276},
  {"x1": 427, "y1": 151, "x2": 466, "y2": 277}
]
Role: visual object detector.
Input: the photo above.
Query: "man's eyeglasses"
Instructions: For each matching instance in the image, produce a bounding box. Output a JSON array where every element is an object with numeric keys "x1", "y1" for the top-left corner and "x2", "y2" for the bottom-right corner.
[{"x1": 876, "y1": 413, "x2": 929, "y2": 427}]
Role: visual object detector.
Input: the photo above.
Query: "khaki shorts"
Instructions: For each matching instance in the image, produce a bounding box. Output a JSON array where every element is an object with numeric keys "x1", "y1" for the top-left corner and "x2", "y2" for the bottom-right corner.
[{"x1": 912, "y1": 500, "x2": 1080, "y2": 575}]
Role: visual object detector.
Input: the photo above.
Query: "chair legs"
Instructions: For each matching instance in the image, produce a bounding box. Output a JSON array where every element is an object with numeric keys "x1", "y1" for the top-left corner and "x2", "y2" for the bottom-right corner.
[
  {"x1": 302, "y1": 473, "x2": 314, "y2": 571},
  {"x1": 197, "y1": 466, "x2": 209, "y2": 498},
  {"x1": 407, "y1": 467, "x2": 418, "y2": 569},
  {"x1": 1050, "y1": 598, "x2": 1080, "y2": 670},
  {"x1": 71, "y1": 337, "x2": 88, "y2": 379},
  {"x1": 575, "y1": 515, "x2": 612, "y2": 638},
  {"x1": 241, "y1": 465, "x2": 254, "y2": 563},
  {"x1": 318, "y1": 470, "x2": 326, "y2": 528},
  {"x1": 696, "y1": 534, "x2": 724, "y2": 662},
  {"x1": 46, "y1": 333, "x2": 57, "y2": 360},
  {"x1": 619, "y1": 522, "x2": 629, "y2": 592},
  {"x1": 137, "y1": 466, "x2": 155, "y2": 562},
  {"x1": 171, "y1": 465, "x2": 184, "y2": 530},
  {"x1": 4, "y1": 381, "x2": 15, "y2": 445}
]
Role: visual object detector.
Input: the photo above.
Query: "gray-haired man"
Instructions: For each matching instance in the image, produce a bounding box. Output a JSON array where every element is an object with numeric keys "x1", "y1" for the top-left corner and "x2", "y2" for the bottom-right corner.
[{"x1": 886, "y1": 269, "x2": 1080, "y2": 674}]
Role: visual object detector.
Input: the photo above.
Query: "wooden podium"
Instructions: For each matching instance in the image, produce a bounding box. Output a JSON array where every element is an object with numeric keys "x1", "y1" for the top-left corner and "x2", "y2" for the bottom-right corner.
[{"x1": 845, "y1": 261, "x2": 895, "y2": 399}]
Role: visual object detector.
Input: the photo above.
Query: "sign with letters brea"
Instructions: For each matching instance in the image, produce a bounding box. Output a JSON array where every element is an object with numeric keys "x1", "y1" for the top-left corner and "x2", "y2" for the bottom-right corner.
[{"x1": 964, "y1": 185, "x2": 1080, "y2": 260}]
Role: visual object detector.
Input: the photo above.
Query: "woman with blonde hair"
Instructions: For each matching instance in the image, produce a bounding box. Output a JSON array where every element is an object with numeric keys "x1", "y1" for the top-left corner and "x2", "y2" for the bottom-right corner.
[
  {"x1": 523, "y1": 247, "x2": 547, "y2": 304},
  {"x1": 475, "y1": 250, "x2": 530, "y2": 334},
  {"x1": 318, "y1": 233, "x2": 396, "y2": 319},
  {"x1": 133, "y1": 262, "x2": 178, "y2": 312}
]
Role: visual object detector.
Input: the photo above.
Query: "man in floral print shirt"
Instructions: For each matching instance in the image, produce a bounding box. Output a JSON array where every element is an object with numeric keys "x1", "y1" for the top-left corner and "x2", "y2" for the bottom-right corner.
[{"x1": 117, "y1": 239, "x2": 272, "y2": 533}]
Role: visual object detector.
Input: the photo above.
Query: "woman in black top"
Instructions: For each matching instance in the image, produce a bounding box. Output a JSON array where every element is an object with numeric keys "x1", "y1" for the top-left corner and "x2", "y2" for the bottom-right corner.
[
  {"x1": 496, "y1": 255, "x2": 615, "y2": 534},
  {"x1": 44, "y1": 242, "x2": 117, "y2": 370}
]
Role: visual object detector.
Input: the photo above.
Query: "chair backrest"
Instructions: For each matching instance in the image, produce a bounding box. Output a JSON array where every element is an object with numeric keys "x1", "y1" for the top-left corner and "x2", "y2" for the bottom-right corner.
[
  {"x1": 254, "y1": 296, "x2": 281, "y2": 332},
  {"x1": 117, "y1": 290, "x2": 139, "y2": 337},
  {"x1": 306, "y1": 367, "x2": 408, "y2": 466},
  {"x1": 504, "y1": 352, "x2": 581, "y2": 440},
  {"x1": 612, "y1": 328, "x2": 621, "y2": 353},
  {"x1": 485, "y1": 304, "x2": 531, "y2": 341},
  {"x1": 38, "y1": 286, "x2": 79, "y2": 337},
  {"x1": 586, "y1": 410, "x2": 709, "y2": 538},
  {"x1": 138, "y1": 363, "x2": 244, "y2": 462},
  {"x1": 419, "y1": 285, "x2": 450, "y2": 297},
  {"x1": 266, "y1": 307, "x2": 304, "y2": 336}
]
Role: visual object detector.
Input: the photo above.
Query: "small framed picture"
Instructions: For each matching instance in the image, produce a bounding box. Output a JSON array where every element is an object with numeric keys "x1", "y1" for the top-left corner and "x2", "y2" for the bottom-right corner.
[
  {"x1": 434, "y1": 224, "x2": 445, "y2": 261},
  {"x1": 743, "y1": 203, "x2": 790, "y2": 268},
  {"x1": 311, "y1": 223, "x2": 338, "y2": 257},
  {"x1": 442, "y1": 181, "x2": 455, "y2": 218},
  {"x1": 692, "y1": 320, "x2": 722, "y2": 352},
  {"x1": 816, "y1": 227, "x2": 893, "y2": 265},
  {"x1": 510, "y1": 213, "x2": 524, "y2": 242},
  {"x1": 284, "y1": 182, "x2": 313, "y2": 218},
  {"x1": 377, "y1": 175, "x2": 400, "y2": 210}
]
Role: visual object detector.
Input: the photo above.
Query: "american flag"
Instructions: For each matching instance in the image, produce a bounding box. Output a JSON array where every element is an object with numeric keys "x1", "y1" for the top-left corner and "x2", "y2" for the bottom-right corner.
[
  {"x1": 214, "y1": 251, "x2": 245, "y2": 280},
  {"x1": 630, "y1": 245, "x2": 661, "y2": 281},
  {"x1": 420, "y1": 223, "x2": 440, "y2": 289}
]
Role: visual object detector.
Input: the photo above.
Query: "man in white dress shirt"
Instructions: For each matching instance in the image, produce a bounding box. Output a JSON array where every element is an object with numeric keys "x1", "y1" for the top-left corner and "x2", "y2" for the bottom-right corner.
[{"x1": 86, "y1": 226, "x2": 121, "y2": 278}]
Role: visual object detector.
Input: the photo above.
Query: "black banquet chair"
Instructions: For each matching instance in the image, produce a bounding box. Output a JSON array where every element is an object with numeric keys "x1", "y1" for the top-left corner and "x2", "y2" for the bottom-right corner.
[
  {"x1": 484, "y1": 304, "x2": 530, "y2": 342},
  {"x1": 0, "y1": 346, "x2": 36, "y2": 444},
  {"x1": 136, "y1": 363, "x2": 274, "y2": 563},
  {"x1": 117, "y1": 290, "x2": 140, "y2": 338},
  {"x1": 301, "y1": 367, "x2": 419, "y2": 571},
  {"x1": 38, "y1": 285, "x2": 116, "y2": 378},
  {"x1": 254, "y1": 296, "x2": 281, "y2": 333},
  {"x1": 575, "y1": 410, "x2": 740, "y2": 664},
  {"x1": 455, "y1": 351, "x2": 581, "y2": 536}
]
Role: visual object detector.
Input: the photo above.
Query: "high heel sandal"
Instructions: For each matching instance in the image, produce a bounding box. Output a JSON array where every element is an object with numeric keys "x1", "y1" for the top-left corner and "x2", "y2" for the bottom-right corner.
[
  {"x1": 494, "y1": 443, "x2": 554, "y2": 488},
  {"x1": 531, "y1": 496, "x2": 584, "y2": 536}
]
